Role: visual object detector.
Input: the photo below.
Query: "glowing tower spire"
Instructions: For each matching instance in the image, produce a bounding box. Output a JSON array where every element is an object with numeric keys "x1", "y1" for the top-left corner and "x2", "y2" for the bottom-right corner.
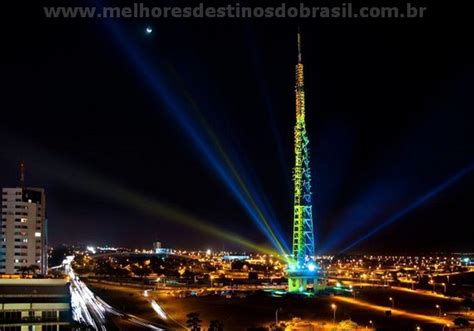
[{"x1": 288, "y1": 31, "x2": 318, "y2": 292}]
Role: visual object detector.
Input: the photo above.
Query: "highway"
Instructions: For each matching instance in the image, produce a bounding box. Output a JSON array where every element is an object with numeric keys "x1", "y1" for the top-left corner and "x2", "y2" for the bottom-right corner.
[{"x1": 65, "y1": 258, "x2": 164, "y2": 330}]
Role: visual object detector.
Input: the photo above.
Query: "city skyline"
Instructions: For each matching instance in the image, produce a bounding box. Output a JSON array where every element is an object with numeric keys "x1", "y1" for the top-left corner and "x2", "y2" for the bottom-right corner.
[{"x1": 1, "y1": 2, "x2": 474, "y2": 254}]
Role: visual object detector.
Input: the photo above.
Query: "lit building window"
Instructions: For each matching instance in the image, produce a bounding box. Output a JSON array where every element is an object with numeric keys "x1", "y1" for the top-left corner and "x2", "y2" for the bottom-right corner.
[{"x1": 35, "y1": 232, "x2": 41, "y2": 237}]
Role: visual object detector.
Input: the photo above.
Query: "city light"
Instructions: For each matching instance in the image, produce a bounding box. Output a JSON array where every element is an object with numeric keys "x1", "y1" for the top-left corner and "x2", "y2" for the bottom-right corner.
[{"x1": 86, "y1": 246, "x2": 96, "y2": 254}]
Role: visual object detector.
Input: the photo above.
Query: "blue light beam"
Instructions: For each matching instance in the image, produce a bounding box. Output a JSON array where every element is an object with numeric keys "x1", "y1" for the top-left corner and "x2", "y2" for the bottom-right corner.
[
  {"x1": 340, "y1": 162, "x2": 474, "y2": 253},
  {"x1": 100, "y1": 15, "x2": 288, "y2": 255}
]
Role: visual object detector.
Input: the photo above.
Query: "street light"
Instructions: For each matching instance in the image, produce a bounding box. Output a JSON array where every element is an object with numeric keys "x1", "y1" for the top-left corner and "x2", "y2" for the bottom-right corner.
[
  {"x1": 442, "y1": 324, "x2": 450, "y2": 331},
  {"x1": 416, "y1": 326, "x2": 421, "y2": 331},
  {"x1": 275, "y1": 308, "x2": 282, "y2": 326},
  {"x1": 429, "y1": 280, "x2": 435, "y2": 291},
  {"x1": 389, "y1": 297, "x2": 395, "y2": 309},
  {"x1": 442, "y1": 283, "x2": 446, "y2": 294},
  {"x1": 331, "y1": 304, "x2": 337, "y2": 324},
  {"x1": 349, "y1": 285, "x2": 356, "y2": 298},
  {"x1": 369, "y1": 320, "x2": 374, "y2": 329},
  {"x1": 435, "y1": 304, "x2": 441, "y2": 317}
]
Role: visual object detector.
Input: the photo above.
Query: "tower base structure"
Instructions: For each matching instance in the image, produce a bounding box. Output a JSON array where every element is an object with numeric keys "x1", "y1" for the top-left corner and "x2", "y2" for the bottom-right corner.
[
  {"x1": 288, "y1": 275, "x2": 315, "y2": 292},
  {"x1": 288, "y1": 269, "x2": 327, "y2": 293},
  {"x1": 287, "y1": 270, "x2": 315, "y2": 292}
]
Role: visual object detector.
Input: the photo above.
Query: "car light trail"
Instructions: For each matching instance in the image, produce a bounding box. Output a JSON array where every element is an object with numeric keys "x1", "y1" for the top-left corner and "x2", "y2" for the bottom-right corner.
[
  {"x1": 333, "y1": 296, "x2": 451, "y2": 325},
  {"x1": 66, "y1": 259, "x2": 164, "y2": 330},
  {"x1": 68, "y1": 264, "x2": 107, "y2": 330},
  {"x1": 390, "y1": 286, "x2": 463, "y2": 302},
  {"x1": 150, "y1": 300, "x2": 168, "y2": 320}
]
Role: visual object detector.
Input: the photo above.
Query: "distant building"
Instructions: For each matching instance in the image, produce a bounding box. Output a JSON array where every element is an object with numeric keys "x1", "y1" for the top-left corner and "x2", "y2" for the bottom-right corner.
[
  {"x1": 0, "y1": 162, "x2": 48, "y2": 275},
  {"x1": 153, "y1": 241, "x2": 162, "y2": 251},
  {"x1": 0, "y1": 278, "x2": 71, "y2": 330},
  {"x1": 153, "y1": 241, "x2": 171, "y2": 254},
  {"x1": 222, "y1": 255, "x2": 249, "y2": 261}
]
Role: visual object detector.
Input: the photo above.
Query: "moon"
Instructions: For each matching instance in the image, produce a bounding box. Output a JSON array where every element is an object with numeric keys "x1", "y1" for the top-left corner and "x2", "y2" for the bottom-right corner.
[{"x1": 145, "y1": 27, "x2": 153, "y2": 34}]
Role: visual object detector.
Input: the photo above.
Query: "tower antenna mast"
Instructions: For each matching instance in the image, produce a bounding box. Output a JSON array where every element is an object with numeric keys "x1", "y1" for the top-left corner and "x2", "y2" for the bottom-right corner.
[
  {"x1": 19, "y1": 160, "x2": 25, "y2": 189},
  {"x1": 297, "y1": 28, "x2": 302, "y2": 63}
]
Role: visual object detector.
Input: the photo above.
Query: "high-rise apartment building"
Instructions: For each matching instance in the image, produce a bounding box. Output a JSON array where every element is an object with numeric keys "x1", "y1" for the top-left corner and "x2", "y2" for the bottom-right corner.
[{"x1": 0, "y1": 163, "x2": 47, "y2": 275}]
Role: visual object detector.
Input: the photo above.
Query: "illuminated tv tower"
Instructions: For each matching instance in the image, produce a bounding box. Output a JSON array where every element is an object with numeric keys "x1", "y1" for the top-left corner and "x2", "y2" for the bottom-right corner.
[{"x1": 288, "y1": 31, "x2": 318, "y2": 292}]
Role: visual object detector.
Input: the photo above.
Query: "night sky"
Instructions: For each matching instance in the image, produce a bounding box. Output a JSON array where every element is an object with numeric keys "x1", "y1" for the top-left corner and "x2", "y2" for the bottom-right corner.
[{"x1": 2, "y1": 0, "x2": 473, "y2": 253}]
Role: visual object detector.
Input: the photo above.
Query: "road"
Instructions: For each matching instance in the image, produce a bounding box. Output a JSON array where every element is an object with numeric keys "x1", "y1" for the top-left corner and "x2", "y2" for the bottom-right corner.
[
  {"x1": 85, "y1": 281, "x2": 467, "y2": 330},
  {"x1": 65, "y1": 260, "x2": 164, "y2": 330}
]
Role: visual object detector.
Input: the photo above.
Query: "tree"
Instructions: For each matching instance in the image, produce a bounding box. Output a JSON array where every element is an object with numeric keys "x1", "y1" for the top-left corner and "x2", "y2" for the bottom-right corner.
[
  {"x1": 390, "y1": 271, "x2": 400, "y2": 285},
  {"x1": 338, "y1": 320, "x2": 359, "y2": 330},
  {"x1": 16, "y1": 266, "x2": 30, "y2": 278},
  {"x1": 418, "y1": 275, "x2": 431, "y2": 289},
  {"x1": 186, "y1": 312, "x2": 202, "y2": 331},
  {"x1": 50, "y1": 269, "x2": 63, "y2": 278},
  {"x1": 130, "y1": 264, "x2": 152, "y2": 278},
  {"x1": 49, "y1": 245, "x2": 73, "y2": 267},
  {"x1": 461, "y1": 298, "x2": 474, "y2": 309},
  {"x1": 453, "y1": 317, "x2": 470, "y2": 327},
  {"x1": 111, "y1": 267, "x2": 131, "y2": 277},
  {"x1": 208, "y1": 320, "x2": 224, "y2": 331},
  {"x1": 95, "y1": 260, "x2": 115, "y2": 276},
  {"x1": 29, "y1": 264, "x2": 40, "y2": 276}
]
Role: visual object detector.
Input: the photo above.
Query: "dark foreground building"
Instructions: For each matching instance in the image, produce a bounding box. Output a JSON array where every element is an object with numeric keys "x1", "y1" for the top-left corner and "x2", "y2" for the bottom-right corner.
[
  {"x1": 1, "y1": 162, "x2": 48, "y2": 275},
  {"x1": 0, "y1": 279, "x2": 71, "y2": 331}
]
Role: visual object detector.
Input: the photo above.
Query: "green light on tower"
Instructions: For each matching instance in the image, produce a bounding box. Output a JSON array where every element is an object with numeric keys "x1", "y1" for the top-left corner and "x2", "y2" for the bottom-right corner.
[{"x1": 288, "y1": 31, "x2": 319, "y2": 293}]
